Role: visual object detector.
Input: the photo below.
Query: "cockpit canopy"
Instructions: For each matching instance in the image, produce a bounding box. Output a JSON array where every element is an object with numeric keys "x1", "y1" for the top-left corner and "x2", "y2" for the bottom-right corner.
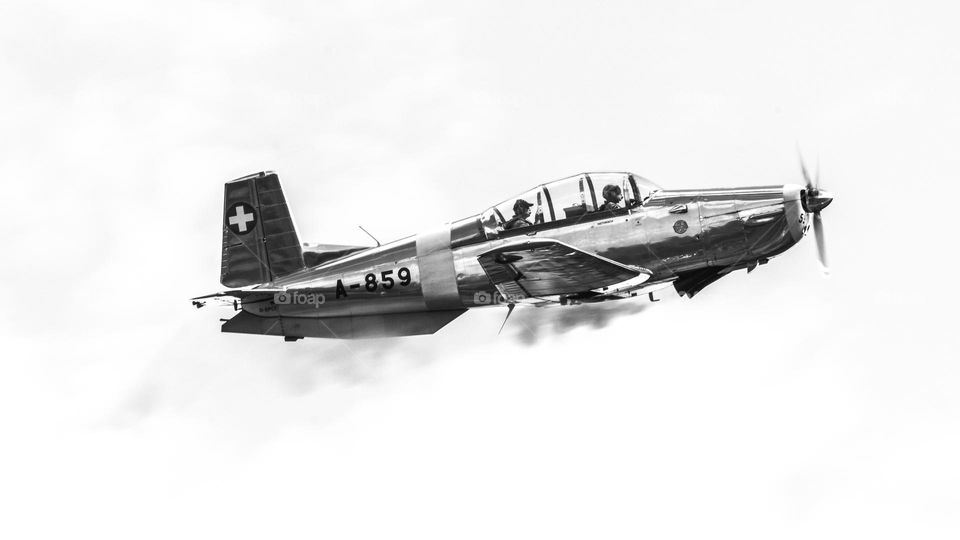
[{"x1": 480, "y1": 172, "x2": 660, "y2": 237}]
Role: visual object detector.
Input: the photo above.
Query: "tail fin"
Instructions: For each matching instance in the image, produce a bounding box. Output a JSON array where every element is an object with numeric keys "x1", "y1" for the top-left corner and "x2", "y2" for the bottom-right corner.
[{"x1": 221, "y1": 171, "x2": 305, "y2": 287}]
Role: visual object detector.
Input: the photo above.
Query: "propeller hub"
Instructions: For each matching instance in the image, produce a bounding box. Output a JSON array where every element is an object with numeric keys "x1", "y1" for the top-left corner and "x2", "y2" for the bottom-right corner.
[{"x1": 802, "y1": 189, "x2": 834, "y2": 213}]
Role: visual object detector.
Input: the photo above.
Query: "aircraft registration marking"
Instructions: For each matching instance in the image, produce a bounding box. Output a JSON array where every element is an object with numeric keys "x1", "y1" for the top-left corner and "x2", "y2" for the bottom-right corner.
[{"x1": 336, "y1": 266, "x2": 412, "y2": 298}]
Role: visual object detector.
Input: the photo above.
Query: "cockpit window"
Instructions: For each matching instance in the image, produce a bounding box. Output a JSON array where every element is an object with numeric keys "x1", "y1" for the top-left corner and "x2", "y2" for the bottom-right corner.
[
  {"x1": 631, "y1": 174, "x2": 661, "y2": 204},
  {"x1": 547, "y1": 174, "x2": 592, "y2": 218},
  {"x1": 589, "y1": 172, "x2": 659, "y2": 210},
  {"x1": 481, "y1": 172, "x2": 660, "y2": 238},
  {"x1": 481, "y1": 186, "x2": 548, "y2": 237}
]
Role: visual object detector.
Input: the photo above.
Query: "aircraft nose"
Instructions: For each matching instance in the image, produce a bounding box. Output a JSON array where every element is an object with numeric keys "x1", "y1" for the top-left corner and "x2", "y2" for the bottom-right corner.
[{"x1": 803, "y1": 189, "x2": 833, "y2": 213}]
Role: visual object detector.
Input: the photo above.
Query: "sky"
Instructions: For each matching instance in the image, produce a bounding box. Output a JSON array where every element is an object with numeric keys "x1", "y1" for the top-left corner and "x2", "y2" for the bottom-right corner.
[{"x1": 2, "y1": 0, "x2": 959, "y2": 538}]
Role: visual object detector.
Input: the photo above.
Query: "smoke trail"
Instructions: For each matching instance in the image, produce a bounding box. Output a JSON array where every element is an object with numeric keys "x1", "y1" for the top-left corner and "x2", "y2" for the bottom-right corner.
[{"x1": 508, "y1": 298, "x2": 652, "y2": 346}]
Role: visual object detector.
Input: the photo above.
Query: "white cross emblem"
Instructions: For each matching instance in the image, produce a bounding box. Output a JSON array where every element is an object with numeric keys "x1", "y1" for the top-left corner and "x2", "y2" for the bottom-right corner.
[{"x1": 228, "y1": 204, "x2": 255, "y2": 233}]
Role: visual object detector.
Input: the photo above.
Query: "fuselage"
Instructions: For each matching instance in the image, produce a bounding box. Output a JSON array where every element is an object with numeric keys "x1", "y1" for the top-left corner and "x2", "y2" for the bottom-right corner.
[{"x1": 254, "y1": 183, "x2": 808, "y2": 319}]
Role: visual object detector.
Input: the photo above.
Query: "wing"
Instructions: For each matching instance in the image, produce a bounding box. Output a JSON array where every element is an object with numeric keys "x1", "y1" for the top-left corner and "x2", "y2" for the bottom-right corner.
[{"x1": 477, "y1": 239, "x2": 651, "y2": 298}]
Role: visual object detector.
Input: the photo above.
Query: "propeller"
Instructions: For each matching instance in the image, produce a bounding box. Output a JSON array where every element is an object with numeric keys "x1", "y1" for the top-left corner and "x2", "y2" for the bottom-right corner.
[{"x1": 798, "y1": 151, "x2": 834, "y2": 274}]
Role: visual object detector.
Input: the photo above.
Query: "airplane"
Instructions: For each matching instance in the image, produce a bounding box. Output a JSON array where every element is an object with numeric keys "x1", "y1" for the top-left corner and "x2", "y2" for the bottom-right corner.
[{"x1": 193, "y1": 161, "x2": 833, "y2": 340}]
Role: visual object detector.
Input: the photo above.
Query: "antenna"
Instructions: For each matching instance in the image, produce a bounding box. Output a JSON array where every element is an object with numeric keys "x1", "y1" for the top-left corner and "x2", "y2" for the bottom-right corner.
[
  {"x1": 358, "y1": 225, "x2": 381, "y2": 247},
  {"x1": 498, "y1": 303, "x2": 516, "y2": 335}
]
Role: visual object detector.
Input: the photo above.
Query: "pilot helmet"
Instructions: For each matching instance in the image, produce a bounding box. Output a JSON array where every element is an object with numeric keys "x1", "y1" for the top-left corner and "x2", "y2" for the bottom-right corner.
[
  {"x1": 513, "y1": 199, "x2": 533, "y2": 214},
  {"x1": 602, "y1": 184, "x2": 623, "y2": 203}
]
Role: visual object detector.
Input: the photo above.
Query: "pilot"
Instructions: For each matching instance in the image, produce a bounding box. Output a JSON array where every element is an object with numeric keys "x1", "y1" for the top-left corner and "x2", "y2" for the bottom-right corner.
[
  {"x1": 503, "y1": 199, "x2": 533, "y2": 230},
  {"x1": 599, "y1": 184, "x2": 623, "y2": 211}
]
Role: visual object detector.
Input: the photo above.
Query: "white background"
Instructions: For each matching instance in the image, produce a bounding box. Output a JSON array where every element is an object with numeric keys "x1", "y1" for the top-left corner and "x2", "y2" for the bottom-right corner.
[{"x1": 2, "y1": 1, "x2": 959, "y2": 538}]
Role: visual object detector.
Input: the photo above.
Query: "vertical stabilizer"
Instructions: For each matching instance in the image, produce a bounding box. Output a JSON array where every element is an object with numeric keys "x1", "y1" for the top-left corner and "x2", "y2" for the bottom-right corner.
[{"x1": 221, "y1": 172, "x2": 305, "y2": 287}]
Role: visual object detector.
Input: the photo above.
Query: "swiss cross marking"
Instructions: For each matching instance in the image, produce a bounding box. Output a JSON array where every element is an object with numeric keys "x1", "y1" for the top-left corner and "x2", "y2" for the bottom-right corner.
[{"x1": 227, "y1": 203, "x2": 256, "y2": 235}]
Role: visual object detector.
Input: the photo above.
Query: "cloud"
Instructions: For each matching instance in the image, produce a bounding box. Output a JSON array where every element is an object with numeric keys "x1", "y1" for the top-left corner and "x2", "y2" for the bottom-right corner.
[
  {"x1": 107, "y1": 319, "x2": 446, "y2": 441},
  {"x1": 4, "y1": 1, "x2": 960, "y2": 537}
]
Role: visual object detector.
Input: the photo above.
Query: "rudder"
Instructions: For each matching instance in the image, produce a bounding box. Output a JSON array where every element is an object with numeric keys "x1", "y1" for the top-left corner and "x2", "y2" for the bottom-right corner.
[{"x1": 221, "y1": 171, "x2": 305, "y2": 287}]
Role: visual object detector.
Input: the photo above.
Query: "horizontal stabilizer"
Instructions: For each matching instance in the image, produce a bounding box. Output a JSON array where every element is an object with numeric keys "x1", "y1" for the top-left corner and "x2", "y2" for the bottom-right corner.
[
  {"x1": 192, "y1": 288, "x2": 284, "y2": 301},
  {"x1": 221, "y1": 310, "x2": 467, "y2": 339},
  {"x1": 301, "y1": 243, "x2": 370, "y2": 267}
]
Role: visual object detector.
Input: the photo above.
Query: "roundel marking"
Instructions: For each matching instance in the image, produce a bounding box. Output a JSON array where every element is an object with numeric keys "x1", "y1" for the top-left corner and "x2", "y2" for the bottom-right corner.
[
  {"x1": 226, "y1": 202, "x2": 257, "y2": 235},
  {"x1": 673, "y1": 219, "x2": 688, "y2": 234}
]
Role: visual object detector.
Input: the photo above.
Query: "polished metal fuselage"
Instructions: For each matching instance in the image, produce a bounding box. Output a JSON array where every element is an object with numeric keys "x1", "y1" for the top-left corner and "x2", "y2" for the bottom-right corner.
[{"x1": 256, "y1": 184, "x2": 807, "y2": 319}]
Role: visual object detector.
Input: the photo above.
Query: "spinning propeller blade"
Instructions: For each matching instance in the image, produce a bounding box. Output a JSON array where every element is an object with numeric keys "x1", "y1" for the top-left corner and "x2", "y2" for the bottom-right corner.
[{"x1": 798, "y1": 150, "x2": 833, "y2": 276}]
